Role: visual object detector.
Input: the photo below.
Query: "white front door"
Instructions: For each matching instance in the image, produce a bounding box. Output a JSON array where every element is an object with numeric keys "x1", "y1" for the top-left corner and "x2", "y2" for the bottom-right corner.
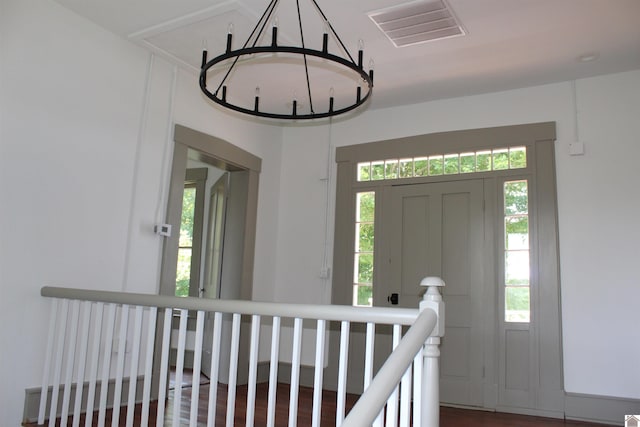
[{"x1": 382, "y1": 179, "x2": 488, "y2": 407}]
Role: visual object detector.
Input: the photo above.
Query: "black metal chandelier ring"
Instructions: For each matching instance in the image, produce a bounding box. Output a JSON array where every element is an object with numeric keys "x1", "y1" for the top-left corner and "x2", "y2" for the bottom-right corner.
[
  {"x1": 200, "y1": 45, "x2": 373, "y2": 120},
  {"x1": 198, "y1": 0, "x2": 375, "y2": 121}
]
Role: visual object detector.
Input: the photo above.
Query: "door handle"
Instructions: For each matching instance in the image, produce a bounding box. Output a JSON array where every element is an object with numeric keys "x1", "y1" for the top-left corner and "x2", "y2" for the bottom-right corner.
[{"x1": 388, "y1": 293, "x2": 399, "y2": 305}]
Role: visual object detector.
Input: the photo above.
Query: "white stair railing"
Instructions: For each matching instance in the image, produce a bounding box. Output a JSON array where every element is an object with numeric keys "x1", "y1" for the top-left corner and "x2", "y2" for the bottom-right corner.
[{"x1": 34, "y1": 278, "x2": 444, "y2": 427}]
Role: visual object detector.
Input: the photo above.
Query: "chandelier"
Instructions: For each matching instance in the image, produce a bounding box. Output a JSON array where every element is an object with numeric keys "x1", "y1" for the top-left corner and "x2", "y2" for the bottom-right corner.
[{"x1": 199, "y1": 0, "x2": 374, "y2": 120}]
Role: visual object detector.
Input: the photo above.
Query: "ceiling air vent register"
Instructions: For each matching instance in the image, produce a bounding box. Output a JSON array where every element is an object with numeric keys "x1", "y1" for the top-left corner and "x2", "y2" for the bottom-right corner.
[{"x1": 368, "y1": 0, "x2": 465, "y2": 48}]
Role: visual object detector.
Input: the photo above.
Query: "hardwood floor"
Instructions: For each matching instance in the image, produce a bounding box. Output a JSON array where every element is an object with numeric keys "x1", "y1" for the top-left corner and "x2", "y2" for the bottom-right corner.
[
  {"x1": 439, "y1": 407, "x2": 614, "y2": 427},
  {"x1": 25, "y1": 370, "x2": 615, "y2": 426},
  {"x1": 162, "y1": 383, "x2": 615, "y2": 427},
  {"x1": 162, "y1": 382, "x2": 360, "y2": 426}
]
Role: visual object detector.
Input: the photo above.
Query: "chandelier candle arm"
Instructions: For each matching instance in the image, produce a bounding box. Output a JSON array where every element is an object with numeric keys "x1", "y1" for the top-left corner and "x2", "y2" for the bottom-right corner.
[
  {"x1": 254, "y1": 87, "x2": 260, "y2": 112},
  {"x1": 310, "y1": 0, "x2": 357, "y2": 65},
  {"x1": 271, "y1": 22, "x2": 277, "y2": 47},
  {"x1": 329, "y1": 87, "x2": 334, "y2": 113},
  {"x1": 201, "y1": 50, "x2": 207, "y2": 69},
  {"x1": 201, "y1": 39, "x2": 208, "y2": 69},
  {"x1": 369, "y1": 58, "x2": 374, "y2": 82}
]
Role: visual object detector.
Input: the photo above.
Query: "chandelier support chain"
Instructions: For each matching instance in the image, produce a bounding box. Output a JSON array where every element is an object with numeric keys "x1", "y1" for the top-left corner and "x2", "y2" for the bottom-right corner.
[
  {"x1": 309, "y1": 0, "x2": 356, "y2": 64},
  {"x1": 200, "y1": 0, "x2": 373, "y2": 120},
  {"x1": 296, "y1": 0, "x2": 314, "y2": 115},
  {"x1": 250, "y1": 0, "x2": 278, "y2": 48},
  {"x1": 212, "y1": 0, "x2": 278, "y2": 97}
]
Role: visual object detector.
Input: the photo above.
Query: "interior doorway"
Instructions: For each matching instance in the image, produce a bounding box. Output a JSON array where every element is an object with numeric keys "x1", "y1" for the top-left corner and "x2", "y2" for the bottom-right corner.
[
  {"x1": 157, "y1": 125, "x2": 261, "y2": 381},
  {"x1": 173, "y1": 164, "x2": 249, "y2": 302}
]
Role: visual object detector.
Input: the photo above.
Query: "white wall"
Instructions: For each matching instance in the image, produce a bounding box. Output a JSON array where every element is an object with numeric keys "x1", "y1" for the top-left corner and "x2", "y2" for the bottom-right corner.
[
  {"x1": 558, "y1": 71, "x2": 640, "y2": 398},
  {"x1": 0, "y1": 1, "x2": 282, "y2": 425},
  {"x1": 274, "y1": 123, "x2": 335, "y2": 304},
  {"x1": 278, "y1": 70, "x2": 640, "y2": 400}
]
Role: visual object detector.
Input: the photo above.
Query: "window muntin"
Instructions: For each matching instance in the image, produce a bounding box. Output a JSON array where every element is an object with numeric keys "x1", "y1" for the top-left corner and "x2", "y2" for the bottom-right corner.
[
  {"x1": 504, "y1": 180, "x2": 530, "y2": 322},
  {"x1": 357, "y1": 146, "x2": 527, "y2": 182},
  {"x1": 353, "y1": 192, "x2": 375, "y2": 307}
]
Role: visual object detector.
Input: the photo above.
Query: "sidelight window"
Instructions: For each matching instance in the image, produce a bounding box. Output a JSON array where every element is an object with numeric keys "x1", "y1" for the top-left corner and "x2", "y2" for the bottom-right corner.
[
  {"x1": 504, "y1": 180, "x2": 530, "y2": 322},
  {"x1": 354, "y1": 191, "x2": 375, "y2": 307}
]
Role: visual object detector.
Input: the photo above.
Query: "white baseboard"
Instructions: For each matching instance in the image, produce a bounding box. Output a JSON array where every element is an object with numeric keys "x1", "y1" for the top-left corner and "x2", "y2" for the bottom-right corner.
[
  {"x1": 565, "y1": 392, "x2": 640, "y2": 426},
  {"x1": 433, "y1": 391, "x2": 638, "y2": 426}
]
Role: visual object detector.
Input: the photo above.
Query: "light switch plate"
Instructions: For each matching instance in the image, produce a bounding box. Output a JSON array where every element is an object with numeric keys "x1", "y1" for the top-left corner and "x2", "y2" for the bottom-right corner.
[{"x1": 569, "y1": 141, "x2": 585, "y2": 156}]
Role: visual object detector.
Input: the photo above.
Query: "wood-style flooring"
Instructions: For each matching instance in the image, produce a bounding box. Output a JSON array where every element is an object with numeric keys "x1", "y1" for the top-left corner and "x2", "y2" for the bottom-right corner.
[{"x1": 25, "y1": 370, "x2": 615, "y2": 426}]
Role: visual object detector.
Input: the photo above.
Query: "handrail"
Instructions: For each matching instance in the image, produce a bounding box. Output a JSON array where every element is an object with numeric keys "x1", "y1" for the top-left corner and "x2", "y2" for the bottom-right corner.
[
  {"x1": 340, "y1": 308, "x2": 438, "y2": 427},
  {"x1": 41, "y1": 286, "x2": 419, "y2": 325}
]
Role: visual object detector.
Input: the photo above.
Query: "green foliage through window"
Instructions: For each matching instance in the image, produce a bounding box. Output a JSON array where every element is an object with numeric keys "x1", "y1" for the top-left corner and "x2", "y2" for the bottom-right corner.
[
  {"x1": 175, "y1": 249, "x2": 191, "y2": 297},
  {"x1": 414, "y1": 158, "x2": 428, "y2": 177},
  {"x1": 385, "y1": 160, "x2": 398, "y2": 179},
  {"x1": 504, "y1": 180, "x2": 530, "y2": 322},
  {"x1": 371, "y1": 162, "x2": 384, "y2": 180},
  {"x1": 356, "y1": 254, "x2": 373, "y2": 284},
  {"x1": 493, "y1": 149, "x2": 509, "y2": 170},
  {"x1": 444, "y1": 155, "x2": 459, "y2": 174},
  {"x1": 354, "y1": 192, "x2": 375, "y2": 306},
  {"x1": 356, "y1": 285, "x2": 373, "y2": 307},
  {"x1": 357, "y1": 147, "x2": 526, "y2": 182},
  {"x1": 506, "y1": 287, "x2": 530, "y2": 322},
  {"x1": 428, "y1": 156, "x2": 443, "y2": 176},
  {"x1": 176, "y1": 187, "x2": 196, "y2": 297},
  {"x1": 357, "y1": 223, "x2": 374, "y2": 252},
  {"x1": 460, "y1": 153, "x2": 476, "y2": 173},
  {"x1": 509, "y1": 147, "x2": 526, "y2": 168},
  {"x1": 504, "y1": 181, "x2": 528, "y2": 215},
  {"x1": 399, "y1": 159, "x2": 413, "y2": 178},
  {"x1": 476, "y1": 151, "x2": 491, "y2": 171},
  {"x1": 358, "y1": 163, "x2": 371, "y2": 181},
  {"x1": 179, "y1": 188, "x2": 196, "y2": 246}
]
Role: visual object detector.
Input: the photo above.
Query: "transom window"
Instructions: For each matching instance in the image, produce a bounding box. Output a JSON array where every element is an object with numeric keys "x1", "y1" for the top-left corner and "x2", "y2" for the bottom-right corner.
[{"x1": 357, "y1": 146, "x2": 526, "y2": 182}]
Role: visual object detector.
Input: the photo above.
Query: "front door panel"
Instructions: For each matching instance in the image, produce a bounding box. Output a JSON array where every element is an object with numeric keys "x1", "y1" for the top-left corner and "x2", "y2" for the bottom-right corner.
[{"x1": 387, "y1": 179, "x2": 485, "y2": 407}]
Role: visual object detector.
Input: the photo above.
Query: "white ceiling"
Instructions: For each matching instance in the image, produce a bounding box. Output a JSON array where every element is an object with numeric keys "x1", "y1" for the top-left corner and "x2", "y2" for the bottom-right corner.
[{"x1": 53, "y1": 0, "x2": 640, "y2": 116}]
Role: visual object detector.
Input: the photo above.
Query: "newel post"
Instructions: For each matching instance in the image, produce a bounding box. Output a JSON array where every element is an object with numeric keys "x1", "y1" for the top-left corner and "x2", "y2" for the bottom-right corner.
[{"x1": 419, "y1": 276, "x2": 445, "y2": 427}]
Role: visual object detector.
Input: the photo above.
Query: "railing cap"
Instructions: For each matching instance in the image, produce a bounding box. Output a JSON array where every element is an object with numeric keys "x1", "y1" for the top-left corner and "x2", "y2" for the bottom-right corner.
[
  {"x1": 419, "y1": 276, "x2": 445, "y2": 287},
  {"x1": 40, "y1": 286, "x2": 421, "y2": 325}
]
